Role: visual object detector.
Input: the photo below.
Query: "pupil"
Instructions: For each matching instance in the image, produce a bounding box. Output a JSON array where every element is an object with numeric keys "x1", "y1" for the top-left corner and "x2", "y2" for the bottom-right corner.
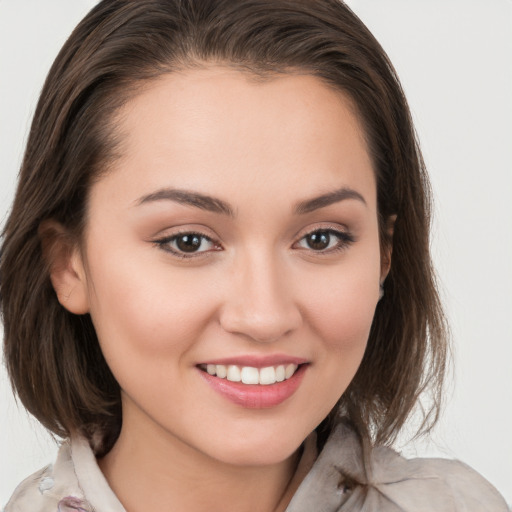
[
  {"x1": 307, "y1": 231, "x2": 330, "y2": 250},
  {"x1": 176, "y1": 234, "x2": 201, "y2": 252}
]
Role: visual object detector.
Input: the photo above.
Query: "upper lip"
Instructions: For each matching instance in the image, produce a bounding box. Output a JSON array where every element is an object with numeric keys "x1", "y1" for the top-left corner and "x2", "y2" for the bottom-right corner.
[{"x1": 197, "y1": 354, "x2": 308, "y2": 368}]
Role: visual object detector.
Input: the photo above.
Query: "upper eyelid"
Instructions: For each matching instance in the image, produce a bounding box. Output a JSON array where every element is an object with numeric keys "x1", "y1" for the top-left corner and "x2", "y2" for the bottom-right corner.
[
  {"x1": 163, "y1": 230, "x2": 213, "y2": 240},
  {"x1": 294, "y1": 223, "x2": 352, "y2": 240},
  {"x1": 152, "y1": 225, "x2": 219, "y2": 241}
]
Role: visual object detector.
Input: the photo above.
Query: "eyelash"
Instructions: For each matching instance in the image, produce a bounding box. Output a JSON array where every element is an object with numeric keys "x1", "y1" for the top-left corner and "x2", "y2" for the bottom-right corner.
[
  {"x1": 153, "y1": 231, "x2": 220, "y2": 259},
  {"x1": 294, "y1": 227, "x2": 355, "y2": 254},
  {"x1": 153, "y1": 227, "x2": 355, "y2": 259}
]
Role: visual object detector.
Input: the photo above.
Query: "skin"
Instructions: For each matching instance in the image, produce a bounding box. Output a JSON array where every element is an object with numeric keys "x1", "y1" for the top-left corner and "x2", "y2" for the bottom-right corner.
[{"x1": 49, "y1": 67, "x2": 389, "y2": 512}]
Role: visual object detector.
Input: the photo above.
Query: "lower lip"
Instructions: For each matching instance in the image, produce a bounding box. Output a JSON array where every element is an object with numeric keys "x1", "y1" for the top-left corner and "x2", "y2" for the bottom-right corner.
[{"x1": 198, "y1": 364, "x2": 307, "y2": 409}]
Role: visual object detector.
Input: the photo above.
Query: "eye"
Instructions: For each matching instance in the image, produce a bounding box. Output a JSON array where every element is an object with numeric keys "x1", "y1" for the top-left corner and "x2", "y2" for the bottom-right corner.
[
  {"x1": 154, "y1": 232, "x2": 219, "y2": 257},
  {"x1": 295, "y1": 228, "x2": 354, "y2": 252}
]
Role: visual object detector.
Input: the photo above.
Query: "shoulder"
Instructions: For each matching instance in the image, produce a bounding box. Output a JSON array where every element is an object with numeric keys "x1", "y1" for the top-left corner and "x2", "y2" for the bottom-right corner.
[
  {"x1": 368, "y1": 446, "x2": 509, "y2": 512},
  {"x1": 409, "y1": 456, "x2": 509, "y2": 511},
  {"x1": 3, "y1": 440, "x2": 90, "y2": 512},
  {"x1": 3, "y1": 465, "x2": 54, "y2": 512},
  {"x1": 287, "y1": 421, "x2": 509, "y2": 512}
]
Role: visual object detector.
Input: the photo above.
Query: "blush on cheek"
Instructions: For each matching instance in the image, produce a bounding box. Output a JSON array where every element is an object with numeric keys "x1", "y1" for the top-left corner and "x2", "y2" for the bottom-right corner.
[
  {"x1": 310, "y1": 282, "x2": 378, "y2": 351},
  {"x1": 90, "y1": 283, "x2": 221, "y2": 382}
]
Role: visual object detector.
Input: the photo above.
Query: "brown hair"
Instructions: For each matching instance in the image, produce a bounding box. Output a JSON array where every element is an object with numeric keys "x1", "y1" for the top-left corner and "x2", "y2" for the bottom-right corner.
[{"x1": 1, "y1": 0, "x2": 447, "y2": 455}]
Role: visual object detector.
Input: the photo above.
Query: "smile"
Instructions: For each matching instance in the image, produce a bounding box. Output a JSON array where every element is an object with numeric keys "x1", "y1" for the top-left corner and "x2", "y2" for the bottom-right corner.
[
  {"x1": 199, "y1": 363, "x2": 299, "y2": 385},
  {"x1": 197, "y1": 361, "x2": 308, "y2": 409}
]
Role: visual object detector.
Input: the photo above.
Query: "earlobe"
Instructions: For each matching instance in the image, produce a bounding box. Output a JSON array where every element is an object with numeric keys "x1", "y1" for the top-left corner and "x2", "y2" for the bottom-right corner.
[{"x1": 39, "y1": 220, "x2": 90, "y2": 315}]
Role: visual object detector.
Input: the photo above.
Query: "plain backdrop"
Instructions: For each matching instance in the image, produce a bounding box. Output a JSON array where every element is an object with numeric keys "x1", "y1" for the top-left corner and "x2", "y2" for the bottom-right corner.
[{"x1": 1, "y1": 0, "x2": 511, "y2": 506}]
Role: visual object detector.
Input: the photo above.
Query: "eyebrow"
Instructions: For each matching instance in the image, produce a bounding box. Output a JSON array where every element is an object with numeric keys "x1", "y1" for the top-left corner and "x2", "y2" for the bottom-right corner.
[
  {"x1": 136, "y1": 188, "x2": 235, "y2": 217},
  {"x1": 135, "y1": 185, "x2": 366, "y2": 217},
  {"x1": 294, "y1": 187, "x2": 367, "y2": 214}
]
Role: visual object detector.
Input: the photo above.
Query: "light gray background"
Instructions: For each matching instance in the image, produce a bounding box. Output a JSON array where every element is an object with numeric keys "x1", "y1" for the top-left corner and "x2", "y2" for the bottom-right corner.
[{"x1": 1, "y1": 0, "x2": 511, "y2": 505}]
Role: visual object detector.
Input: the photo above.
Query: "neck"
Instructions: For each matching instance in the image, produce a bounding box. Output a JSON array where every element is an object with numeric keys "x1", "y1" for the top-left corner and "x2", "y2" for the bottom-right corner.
[{"x1": 98, "y1": 417, "x2": 306, "y2": 512}]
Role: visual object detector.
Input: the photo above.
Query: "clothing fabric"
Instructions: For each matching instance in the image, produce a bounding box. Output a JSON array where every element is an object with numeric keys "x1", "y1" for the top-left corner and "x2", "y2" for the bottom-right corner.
[{"x1": 4, "y1": 421, "x2": 509, "y2": 511}]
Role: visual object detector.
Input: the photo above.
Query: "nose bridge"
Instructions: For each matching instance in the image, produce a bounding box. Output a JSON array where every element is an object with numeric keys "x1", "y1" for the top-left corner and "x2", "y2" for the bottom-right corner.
[{"x1": 219, "y1": 245, "x2": 302, "y2": 343}]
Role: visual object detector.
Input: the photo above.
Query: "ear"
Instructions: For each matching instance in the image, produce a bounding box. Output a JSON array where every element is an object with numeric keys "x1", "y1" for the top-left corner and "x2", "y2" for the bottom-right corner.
[
  {"x1": 39, "y1": 220, "x2": 90, "y2": 315},
  {"x1": 380, "y1": 214, "x2": 397, "y2": 283}
]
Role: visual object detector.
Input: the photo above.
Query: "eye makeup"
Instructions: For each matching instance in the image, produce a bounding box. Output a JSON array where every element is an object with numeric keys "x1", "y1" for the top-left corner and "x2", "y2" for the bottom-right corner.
[
  {"x1": 294, "y1": 227, "x2": 355, "y2": 254},
  {"x1": 152, "y1": 223, "x2": 356, "y2": 261},
  {"x1": 153, "y1": 230, "x2": 222, "y2": 259}
]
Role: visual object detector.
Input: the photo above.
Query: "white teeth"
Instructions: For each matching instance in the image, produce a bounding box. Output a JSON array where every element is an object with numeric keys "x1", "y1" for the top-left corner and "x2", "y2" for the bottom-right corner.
[
  {"x1": 227, "y1": 365, "x2": 241, "y2": 382},
  {"x1": 285, "y1": 363, "x2": 297, "y2": 379},
  {"x1": 216, "y1": 364, "x2": 227, "y2": 379},
  {"x1": 259, "y1": 366, "x2": 276, "y2": 385},
  {"x1": 241, "y1": 366, "x2": 259, "y2": 384},
  {"x1": 203, "y1": 363, "x2": 299, "y2": 384},
  {"x1": 275, "y1": 365, "x2": 285, "y2": 382}
]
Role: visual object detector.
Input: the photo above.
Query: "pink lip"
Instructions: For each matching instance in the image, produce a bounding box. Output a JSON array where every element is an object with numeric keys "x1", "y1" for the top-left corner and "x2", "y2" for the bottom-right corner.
[
  {"x1": 197, "y1": 364, "x2": 307, "y2": 409},
  {"x1": 198, "y1": 354, "x2": 308, "y2": 368}
]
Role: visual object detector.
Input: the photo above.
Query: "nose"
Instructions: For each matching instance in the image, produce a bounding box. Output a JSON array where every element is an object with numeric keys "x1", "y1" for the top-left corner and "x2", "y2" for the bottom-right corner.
[{"x1": 219, "y1": 250, "x2": 303, "y2": 343}]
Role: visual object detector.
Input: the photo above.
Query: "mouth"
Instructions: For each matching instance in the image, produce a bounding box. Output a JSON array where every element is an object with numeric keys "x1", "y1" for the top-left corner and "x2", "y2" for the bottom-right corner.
[
  {"x1": 197, "y1": 362, "x2": 301, "y2": 385},
  {"x1": 196, "y1": 360, "x2": 308, "y2": 409}
]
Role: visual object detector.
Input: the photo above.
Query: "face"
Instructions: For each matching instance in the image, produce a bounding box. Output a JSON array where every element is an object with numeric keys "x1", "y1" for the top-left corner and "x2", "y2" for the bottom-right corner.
[{"x1": 61, "y1": 67, "x2": 384, "y2": 466}]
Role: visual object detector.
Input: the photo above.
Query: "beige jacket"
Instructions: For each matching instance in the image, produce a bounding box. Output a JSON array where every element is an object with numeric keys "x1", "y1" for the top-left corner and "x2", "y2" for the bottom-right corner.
[{"x1": 5, "y1": 422, "x2": 509, "y2": 511}]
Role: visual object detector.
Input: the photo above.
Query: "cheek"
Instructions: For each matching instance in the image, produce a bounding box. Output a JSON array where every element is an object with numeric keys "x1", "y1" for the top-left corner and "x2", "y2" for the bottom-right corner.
[
  {"x1": 316, "y1": 282, "x2": 377, "y2": 348},
  {"x1": 84, "y1": 246, "x2": 219, "y2": 365},
  {"x1": 307, "y1": 282, "x2": 376, "y2": 392},
  {"x1": 299, "y1": 243, "x2": 381, "y2": 412},
  {"x1": 295, "y1": 260, "x2": 379, "y2": 425},
  {"x1": 304, "y1": 256, "x2": 380, "y2": 352}
]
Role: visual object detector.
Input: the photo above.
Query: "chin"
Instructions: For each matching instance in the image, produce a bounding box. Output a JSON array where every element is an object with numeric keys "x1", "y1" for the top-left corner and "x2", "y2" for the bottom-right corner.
[{"x1": 200, "y1": 426, "x2": 311, "y2": 467}]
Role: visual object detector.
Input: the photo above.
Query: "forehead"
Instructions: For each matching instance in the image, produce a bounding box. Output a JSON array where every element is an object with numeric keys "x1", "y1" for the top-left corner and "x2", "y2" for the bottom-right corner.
[{"x1": 94, "y1": 67, "x2": 376, "y2": 211}]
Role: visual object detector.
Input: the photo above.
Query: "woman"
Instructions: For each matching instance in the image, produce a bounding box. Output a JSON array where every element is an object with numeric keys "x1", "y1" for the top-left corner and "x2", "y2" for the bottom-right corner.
[{"x1": 1, "y1": 1, "x2": 509, "y2": 510}]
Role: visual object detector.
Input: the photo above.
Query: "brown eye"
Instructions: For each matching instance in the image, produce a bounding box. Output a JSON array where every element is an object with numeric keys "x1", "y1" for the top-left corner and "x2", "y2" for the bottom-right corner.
[
  {"x1": 155, "y1": 232, "x2": 218, "y2": 256},
  {"x1": 305, "y1": 231, "x2": 331, "y2": 250},
  {"x1": 175, "y1": 234, "x2": 203, "y2": 253},
  {"x1": 296, "y1": 228, "x2": 354, "y2": 253}
]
